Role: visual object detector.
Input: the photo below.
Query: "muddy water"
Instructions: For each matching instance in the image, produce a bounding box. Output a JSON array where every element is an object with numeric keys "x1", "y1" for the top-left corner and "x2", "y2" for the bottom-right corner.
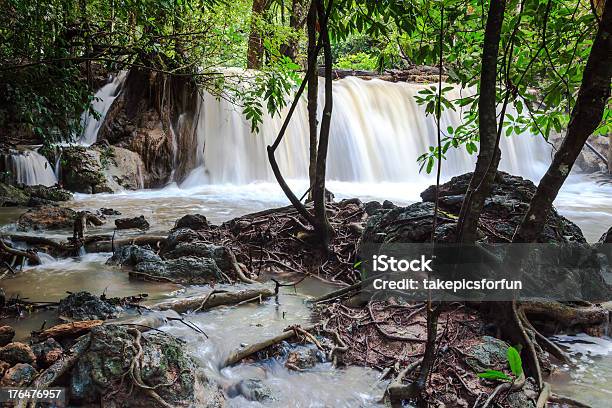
[
  {"x1": 549, "y1": 334, "x2": 612, "y2": 407},
  {"x1": 0, "y1": 175, "x2": 610, "y2": 406}
]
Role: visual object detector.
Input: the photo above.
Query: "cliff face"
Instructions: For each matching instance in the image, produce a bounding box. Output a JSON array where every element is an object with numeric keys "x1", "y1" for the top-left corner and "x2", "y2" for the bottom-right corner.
[{"x1": 96, "y1": 69, "x2": 201, "y2": 188}]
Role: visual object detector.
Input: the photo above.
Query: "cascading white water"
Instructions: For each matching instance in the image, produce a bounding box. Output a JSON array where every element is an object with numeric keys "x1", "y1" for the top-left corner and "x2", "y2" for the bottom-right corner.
[
  {"x1": 78, "y1": 71, "x2": 127, "y2": 146},
  {"x1": 182, "y1": 77, "x2": 552, "y2": 187},
  {"x1": 2, "y1": 148, "x2": 58, "y2": 187}
]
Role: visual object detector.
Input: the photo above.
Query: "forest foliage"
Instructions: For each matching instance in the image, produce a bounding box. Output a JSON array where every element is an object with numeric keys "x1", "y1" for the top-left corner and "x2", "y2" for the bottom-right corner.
[{"x1": 0, "y1": 0, "x2": 609, "y2": 154}]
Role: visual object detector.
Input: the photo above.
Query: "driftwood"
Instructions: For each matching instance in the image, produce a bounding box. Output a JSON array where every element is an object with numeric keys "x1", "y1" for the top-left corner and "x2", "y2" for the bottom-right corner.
[
  {"x1": 17, "y1": 334, "x2": 91, "y2": 408},
  {"x1": 0, "y1": 238, "x2": 41, "y2": 265},
  {"x1": 86, "y1": 235, "x2": 167, "y2": 252},
  {"x1": 152, "y1": 287, "x2": 275, "y2": 313},
  {"x1": 224, "y1": 324, "x2": 316, "y2": 367},
  {"x1": 34, "y1": 320, "x2": 103, "y2": 340}
]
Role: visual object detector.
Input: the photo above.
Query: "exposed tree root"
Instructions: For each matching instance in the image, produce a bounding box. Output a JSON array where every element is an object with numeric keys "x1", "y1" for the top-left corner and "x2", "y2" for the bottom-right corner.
[
  {"x1": 1, "y1": 238, "x2": 41, "y2": 265},
  {"x1": 481, "y1": 372, "x2": 526, "y2": 408}
]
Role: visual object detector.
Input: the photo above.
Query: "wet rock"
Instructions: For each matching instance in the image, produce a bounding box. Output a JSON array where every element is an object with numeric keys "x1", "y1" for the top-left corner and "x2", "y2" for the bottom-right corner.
[
  {"x1": 0, "y1": 182, "x2": 29, "y2": 206},
  {"x1": 58, "y1": 291, "x2": 119, "y2": 321},
  {"x1": 57, "y1": 146, "x2": 114, "y2": 194},
  {"x1": 115, "y1": 215, "x2": 150, "y2": 230},
  {"x1": 17, "y1": 206, "x2": 76, "y2": 231},
  {"x1": 106, "y1": 244, "x2": 161, "y2": 266},
  {"x1": 227, "y1": 379, "x2": 273, "y2": 402},
  {"x1": 0, "y1": 326, "x2": 15, "y2": 346},
  {"x1": 106, "y1": 146, "x2": 147, "y2": 190},
  {"x1": 99, "y1": 207, "x2": 121, "y2": 216},
  {"x1": 0, "y1": 342, "x2": 36, "y2": 365},
  {"x1": 285, "y1": 346, "x2": 322, "y2": 370},
  {"x1": 70, "y1": 324, "x2": 197, "y2": 407},
  {"x1": 134, "y1": 256, "x2": 222, "y2": 284},
  {"x1": 365, "y1": 171, "x2": 585, "y2": 244},
  {"x1": 164, "y1": 228, "x2": 200, "y2": 251},
  {"x1": 0, "y1": 363, "x2": 36, "y2": 387},
  {"x1": 599, "y1": 227, "x2": 612, "y2": 243},
  {"x1": 23, "y1": 184, "x2": 72, "y2": 202},
  {"x1": 364, "y1": 201, "x2": 382, "y2": 216},
  {"x1": 32, "y1": 338, "x2": 64, "y2": 367},
  {"x1": 163, "y1": 242, "x2": 235, "y2": 272},
  {"x1": 174, "y1": 214, "x2": 209, "y2": 231},
  {"x1": 465, "y1": 336, "x2": 509, "y2": 373}
]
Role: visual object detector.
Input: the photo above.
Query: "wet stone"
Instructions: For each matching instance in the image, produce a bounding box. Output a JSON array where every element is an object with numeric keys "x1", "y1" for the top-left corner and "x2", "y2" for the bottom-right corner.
[
  {"x1": 106, "y1": 244, "x2": 161, "y2": 266},
  {"x1": 134, "y1": 256, "x2": 222, "y2": 284},
  {"x1": 0, "y1": 363, "x2": 36, "y2": 387},
  {"x1": 284, "y1": 346, "x2": 323, "y2": 370},
  {"x1": 227, "y1": 379, "x2": 273, "y2": 402},
  {"x1": 115, "y1": 215, "x2": 150, "y2": 230},
  {"x1": 99, "y1": 207, "x2": 121, "y2": 216},
  {"x1": 17, "y1": 206, "x2": 76, "y2": 231},
  {"x1": 173, "y1": 214, "x2": 209, "y2": 231},
  {"x1": 0, "y1": 325, "x2": 15, "y2": 346},
  {"x1": 0, "y1": 342, "x2": 36, "y2": 365},
  {"x1": 58, "y1": 291, "x2": 119, "y2": 321},
  {"x1": 32, "y1": 338, "x2": 64, "y2": 367}
]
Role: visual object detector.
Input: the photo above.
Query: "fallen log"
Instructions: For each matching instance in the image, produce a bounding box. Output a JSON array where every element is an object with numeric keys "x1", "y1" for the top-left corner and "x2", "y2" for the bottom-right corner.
[
  {"x1": 152, "y1": 287, "x2": 275, "y2": 313},
  {"x1": 224, "y1": 324, "x2": 316, "y2": 366},
  {"x1": 520, "y1": 299, "x2": 609, "y2": 328},
  {"x1": 34, "y1": 320, "x2": 103, "y2": 341},
  {"x1": 85, "y1": 235, "x2": 167, "y2": 252}
]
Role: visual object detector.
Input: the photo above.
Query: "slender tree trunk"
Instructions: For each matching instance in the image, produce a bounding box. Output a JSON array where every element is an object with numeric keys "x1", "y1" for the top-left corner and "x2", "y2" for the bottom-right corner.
[
  {"x1": 455, "y1": 0, "x2": 506, "y2": 244},
  {"x1": 247, "y1": 0, "x2": 268, "y2": 69},
  {"x1": 307, "y1": 2, "x2": 318, "y2": 198},
  {"x1": 514, "y1": 0, "x2": 612, "y2": 243},
  {"x1": 282, "y1": 0, "x2": 308, "y2": 61},
  {"x1": 312, "y1": 0, "x2": 334, "y2": 248}
]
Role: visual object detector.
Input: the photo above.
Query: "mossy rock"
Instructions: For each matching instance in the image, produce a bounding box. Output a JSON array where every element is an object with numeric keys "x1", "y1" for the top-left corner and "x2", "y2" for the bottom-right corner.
[
  {"x1": 70, "y1": 325, "x2": 198, "y2": 407},
  {"x1": 0, "y1": 182, "x2": 29, "y2": 207}
]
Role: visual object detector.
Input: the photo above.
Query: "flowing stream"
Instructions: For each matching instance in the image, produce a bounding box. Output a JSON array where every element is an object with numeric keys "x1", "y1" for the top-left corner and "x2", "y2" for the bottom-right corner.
[{"x1": 1, "y1": 75, "x2": 611, "y2": 406}]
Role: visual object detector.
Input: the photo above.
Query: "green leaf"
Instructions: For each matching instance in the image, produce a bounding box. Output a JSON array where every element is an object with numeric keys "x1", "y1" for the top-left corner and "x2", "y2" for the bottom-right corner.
[
  {"x1": 507, "y1": 346, "x2": 523, "y2": 377},
  {"x1": 478, "y1": 370, "x2": 512, "y2": 382}
]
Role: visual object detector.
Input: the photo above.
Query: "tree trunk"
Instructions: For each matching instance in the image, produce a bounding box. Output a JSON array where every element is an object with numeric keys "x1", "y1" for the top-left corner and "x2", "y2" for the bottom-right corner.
[
  {"x1": 312, "y1": 0, "x2": 334, "y2": 248},
  {"x1": 307, "y1": 2, "x2": 318, "y2": 198},
  {"x1": 247, "y1": 0, "x2": 268, "y2": 69},
  {"x1": 514, "y1": 0, "x2": 612, "y2": 243},
  {"x1": 282, "y1": 0, "x2": 308, "y2": 61},
  {"x1": 455, "y1": 0, "x2": 506, "y2": 244}
]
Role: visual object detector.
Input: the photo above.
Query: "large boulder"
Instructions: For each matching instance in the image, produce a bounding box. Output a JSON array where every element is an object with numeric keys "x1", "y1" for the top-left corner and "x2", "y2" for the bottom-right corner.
[
  {"x1": 58, "y1": 291, "x2": 119, "y2": 321},
  {"x1": 23, "y1": 184, "x2": 72, "y2": 202},
  {"x1": 70, "y1": 325, "x2": 199, "y2": 407},
  {"x1": 17, "y1": 206, "x2": 76, "y2": 231},
  {"x1": 58, "y1": 146, "x2": 114, "y2": 194},
  {"x1": 134, "y1": 256, "x2": 223, "y2": 284},
  {"x1": 57, "y1": 145, "x2": 146, "y2": 194},
  {"x1": 0, "y1": 182, "x2": 29, "y2": 206},
  {"x1": 369, "y1": 171, "x2": 586, "y2": 244}
]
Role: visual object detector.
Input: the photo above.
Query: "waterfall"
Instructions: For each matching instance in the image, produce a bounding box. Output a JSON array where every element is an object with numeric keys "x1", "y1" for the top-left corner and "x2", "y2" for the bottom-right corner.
[
  {"x1": 181, "y1": 77, "x2": 552, "y2": 187},
  {"x1": 78, "y1": 71, "x2": 127, "y2": 146},
  {"x1": 2, "y1": 148, "x2": 58, "y2": 187}
]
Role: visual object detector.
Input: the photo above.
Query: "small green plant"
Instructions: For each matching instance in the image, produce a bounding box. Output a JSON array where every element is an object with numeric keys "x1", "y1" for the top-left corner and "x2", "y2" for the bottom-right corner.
[{"x1": 477, "y1": 346, "x2": 523, "y2": 382}]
